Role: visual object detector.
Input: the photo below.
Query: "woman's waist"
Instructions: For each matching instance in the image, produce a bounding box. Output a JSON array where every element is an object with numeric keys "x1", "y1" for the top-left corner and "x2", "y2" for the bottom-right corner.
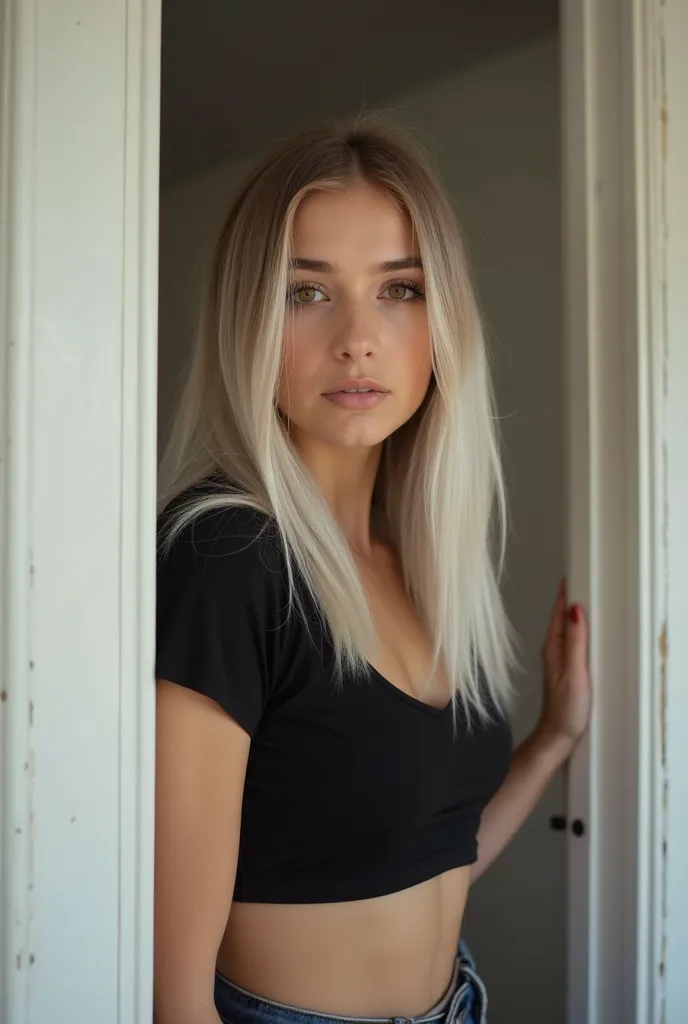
[{"x1": 216, "y1": 866, "x2": 470, "y2": 1017}]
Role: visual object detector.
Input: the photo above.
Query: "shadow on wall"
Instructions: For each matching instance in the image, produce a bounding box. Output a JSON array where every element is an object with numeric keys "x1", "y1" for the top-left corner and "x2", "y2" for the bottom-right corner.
[{"x1": 161, "y1": 0, "x2": 557, "y2": 185}]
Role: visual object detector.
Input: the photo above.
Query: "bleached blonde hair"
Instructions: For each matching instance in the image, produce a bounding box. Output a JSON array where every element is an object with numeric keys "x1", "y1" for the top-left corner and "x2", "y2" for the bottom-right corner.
[{"x1": 159, "y1": 112, "x2": 521, "y2": 724}]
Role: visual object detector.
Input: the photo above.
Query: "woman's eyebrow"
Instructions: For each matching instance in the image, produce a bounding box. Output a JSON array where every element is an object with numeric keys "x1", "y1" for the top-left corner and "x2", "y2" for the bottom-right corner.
[{"x1": 289, "y1": 256, "x2": 423, "y2": 273}]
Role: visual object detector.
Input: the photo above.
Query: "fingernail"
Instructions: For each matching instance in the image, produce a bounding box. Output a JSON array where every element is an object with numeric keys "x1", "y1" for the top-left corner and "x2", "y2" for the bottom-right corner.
[{"x1": 569, "y1": 604, "x2": 580, "y2": 624}]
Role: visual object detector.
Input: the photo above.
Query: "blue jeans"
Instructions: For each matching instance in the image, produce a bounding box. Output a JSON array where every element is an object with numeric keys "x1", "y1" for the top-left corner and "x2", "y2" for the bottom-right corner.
[{"x1": 214, "y1": 938, "x2": 488, "y2": 1024}]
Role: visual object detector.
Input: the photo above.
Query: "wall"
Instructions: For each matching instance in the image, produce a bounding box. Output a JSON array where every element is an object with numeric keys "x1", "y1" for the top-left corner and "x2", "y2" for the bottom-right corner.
[
  {"x1": 158, "y1": 33, "x2": 564, "y2": 1023},
  {"x1": 157, "y1": 151, "x2": 256, "y2": 454}
]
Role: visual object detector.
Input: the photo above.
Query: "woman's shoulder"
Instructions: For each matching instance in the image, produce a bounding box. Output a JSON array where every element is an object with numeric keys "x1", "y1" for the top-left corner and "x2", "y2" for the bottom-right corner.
[
  {"x1": 155, "y1": 480, "x2": 291, "y2": 735},
  {"x1": 157, "y1": 479, "x2": 286, "y2": 593}
]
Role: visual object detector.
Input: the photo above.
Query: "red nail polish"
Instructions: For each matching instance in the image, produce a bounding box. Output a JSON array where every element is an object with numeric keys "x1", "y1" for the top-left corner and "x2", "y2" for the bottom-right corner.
[{"x1": 570, "y1": 604, "x2": 580, "y2": 624}]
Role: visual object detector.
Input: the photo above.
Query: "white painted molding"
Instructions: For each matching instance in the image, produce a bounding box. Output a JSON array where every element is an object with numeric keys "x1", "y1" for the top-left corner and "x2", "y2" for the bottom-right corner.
[
  {"x1": 628, "y1": 2, "x2": 666, "y2": 1019},
  {"x1": 564, "y1": 0, "x2": 687, "y2": 1021},
  {"x1": 0, "y1": 2, "x2": 160, "y2": 1021},
  {"x1": 118, "y1": 2, "x2": 161, "y2": 1021},
  {"x1": 563, "y1": 0, "x2": 644, "y2": 1020},
  {"x1": 0, "y1": 2, "x2": 38, "y2": 1020},
  {"x1": 658, "y1": 0, "x2": 688, "y2": 1019}
]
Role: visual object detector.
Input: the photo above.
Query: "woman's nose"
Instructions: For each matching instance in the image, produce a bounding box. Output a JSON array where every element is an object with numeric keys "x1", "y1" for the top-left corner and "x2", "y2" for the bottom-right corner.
[{"x1": 331, "y1": 307, "x2": 378, "y2": 360}]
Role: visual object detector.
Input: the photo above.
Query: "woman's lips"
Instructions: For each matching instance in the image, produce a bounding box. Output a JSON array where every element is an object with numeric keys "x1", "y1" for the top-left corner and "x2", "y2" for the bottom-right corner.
[{"x1": 322, "y1": 391, "x2": 390, "y2": 409}]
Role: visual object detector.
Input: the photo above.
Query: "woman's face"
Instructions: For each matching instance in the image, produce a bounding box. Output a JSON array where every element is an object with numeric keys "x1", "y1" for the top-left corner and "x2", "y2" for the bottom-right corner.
[{"x1": 277, "y1": 182, "x2": 433, "y2": 452}]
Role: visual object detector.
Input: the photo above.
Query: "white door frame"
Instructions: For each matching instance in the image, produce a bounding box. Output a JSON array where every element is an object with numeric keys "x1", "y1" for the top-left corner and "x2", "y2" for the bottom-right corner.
[
  {"x1": 0, "y1": 1, "x2": 685, "y2": 1022},
  {"x1": 563, "y1": 0, "x2": 688, "y2": 1022},
  {"x1": 0, "y1": 2, "x2": 160, "y2": 1022}
]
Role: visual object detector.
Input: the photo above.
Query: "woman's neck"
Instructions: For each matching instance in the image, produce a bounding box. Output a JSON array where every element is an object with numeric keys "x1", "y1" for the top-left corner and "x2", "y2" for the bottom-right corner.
[{"x1": 292, "y1": 432, "x2": 382, "y2": 554}]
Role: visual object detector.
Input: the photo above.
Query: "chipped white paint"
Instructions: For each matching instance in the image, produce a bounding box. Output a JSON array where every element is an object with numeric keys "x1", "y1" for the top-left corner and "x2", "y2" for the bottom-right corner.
[
  {"x1": 631, "y1": 2, "x2": 671, "y2": 1021},
  {"x1": 0, "y1": 2, "x2": 160, "y2": 1022},
  {"x1": 658, "y1": 0, "x2": 688, "y2": 1019},
  {"x1": 0, "y1": 1, "x2": 40, "y2": 1015}
]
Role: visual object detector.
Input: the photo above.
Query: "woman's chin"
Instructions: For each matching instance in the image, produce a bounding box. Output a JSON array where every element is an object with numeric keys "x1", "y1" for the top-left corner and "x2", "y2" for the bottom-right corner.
[
  {"x1": 291, "y1": 424, "x2": 389, "y2": 452},
  {"x1": 326, "y1": 430, "x2": 387, "y2": 451},
  {"x1": 284, "y1": 409, "x2": 403, "y2": 452}
]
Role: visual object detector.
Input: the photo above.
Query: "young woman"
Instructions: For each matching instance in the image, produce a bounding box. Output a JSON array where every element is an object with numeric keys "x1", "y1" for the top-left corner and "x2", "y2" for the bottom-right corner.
[{"x1": 154, "y1": 115, "x2": 591, "y2": 1024}]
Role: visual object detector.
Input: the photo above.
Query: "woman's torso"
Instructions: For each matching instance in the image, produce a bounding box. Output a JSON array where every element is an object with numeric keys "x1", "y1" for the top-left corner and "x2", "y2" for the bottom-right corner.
[
  {"x1": 155, "y1": 500, "x2": 511, "y2": 1017},
  {"x1": 218, "y1": 538, "x2": 470, "y2": 1016},
  {"x1": 217, "y1": 865, "x2": 470, "y2": 1017}
]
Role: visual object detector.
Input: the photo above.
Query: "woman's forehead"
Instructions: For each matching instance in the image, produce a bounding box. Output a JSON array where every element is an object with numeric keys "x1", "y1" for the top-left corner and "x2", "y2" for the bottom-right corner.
[{"x1": 292, "y1": 185, "x2": 416, "y2": 267}]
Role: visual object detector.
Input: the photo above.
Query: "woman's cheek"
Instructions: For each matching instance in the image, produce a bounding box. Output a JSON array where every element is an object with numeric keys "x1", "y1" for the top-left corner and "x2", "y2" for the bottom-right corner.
[{"x1": 276, "y1": 336, "x2": 314, "y2": 419}]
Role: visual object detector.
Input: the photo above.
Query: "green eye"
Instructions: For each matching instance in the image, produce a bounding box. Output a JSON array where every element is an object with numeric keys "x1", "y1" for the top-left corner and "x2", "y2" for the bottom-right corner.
[
  {"x1": 384, "y1": 280, "x2": 425, "y2": 302},
  {"x1": 288, "y1": 283, "x2": 326, "y2": 307},
  {"x1": 388, "y1": 283, "x2": 408, "y2": 300}
]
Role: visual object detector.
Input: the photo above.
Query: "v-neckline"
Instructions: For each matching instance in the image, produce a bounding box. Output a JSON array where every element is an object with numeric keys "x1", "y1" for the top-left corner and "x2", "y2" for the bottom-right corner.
[{"x1": 366, "y1": 661, "x2": 453, "y2": 717}]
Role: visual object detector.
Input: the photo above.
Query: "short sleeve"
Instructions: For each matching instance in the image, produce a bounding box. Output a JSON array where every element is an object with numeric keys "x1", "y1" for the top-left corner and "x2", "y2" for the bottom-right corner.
[{"x1": 155, "y1": 504, "x2": 287, "y2": 737}]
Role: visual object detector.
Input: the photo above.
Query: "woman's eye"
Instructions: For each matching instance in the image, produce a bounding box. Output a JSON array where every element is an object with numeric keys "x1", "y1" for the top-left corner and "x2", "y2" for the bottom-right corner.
[
  {"x1": 289, "y1": 284, "x2": 325, "y2": 306},
  {"x1": 384, "y1": 282, "x2": 425, "y2": 301},
  {"x1": 288, "y1": 281, "x2": 424, "y2": 306}
]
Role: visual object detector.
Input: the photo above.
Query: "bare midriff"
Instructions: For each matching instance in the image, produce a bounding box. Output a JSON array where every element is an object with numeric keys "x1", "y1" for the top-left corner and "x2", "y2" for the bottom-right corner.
[{"x1": 216, "y1": 864, "x2": 471, "y2": 1018}]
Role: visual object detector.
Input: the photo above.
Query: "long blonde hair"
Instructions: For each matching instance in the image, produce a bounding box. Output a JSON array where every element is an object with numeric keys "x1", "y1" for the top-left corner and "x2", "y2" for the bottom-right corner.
[{"x1": 159, "y1": 112, "x2": 521, "y2": 723}]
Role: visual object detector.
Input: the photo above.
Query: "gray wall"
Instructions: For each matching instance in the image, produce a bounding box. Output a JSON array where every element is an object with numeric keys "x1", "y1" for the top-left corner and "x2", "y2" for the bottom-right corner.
[
  {"x1": 158, "y1": 151, "x2": 256, "y2": 455},
  {"x1": 158, "y1": 32, "x2": 565, "y2": 1024}
]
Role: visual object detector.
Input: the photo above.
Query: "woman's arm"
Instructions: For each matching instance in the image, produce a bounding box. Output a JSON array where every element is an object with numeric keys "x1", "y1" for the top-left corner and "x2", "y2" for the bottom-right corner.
[
  {"x1": 471, "y1": 726, "x2": 574, "y2": 883},
  {"x1": 154, "y1": 679, "x2": 251, "y2": 1024},
  {"x1": 471, "y1": 577, "x2": 592, "y2": 884}
]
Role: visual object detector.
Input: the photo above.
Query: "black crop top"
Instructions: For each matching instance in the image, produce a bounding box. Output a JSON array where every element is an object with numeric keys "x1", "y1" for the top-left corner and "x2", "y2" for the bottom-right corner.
[{"x1": 155, "y1": 498, "x2": 513, "y2": 904}]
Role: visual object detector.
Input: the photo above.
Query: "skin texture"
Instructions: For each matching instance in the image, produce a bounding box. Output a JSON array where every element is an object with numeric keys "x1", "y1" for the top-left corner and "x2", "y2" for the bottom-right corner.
[{"x1": 154, "y1": 182, "x2": 593, "y2": 1022}]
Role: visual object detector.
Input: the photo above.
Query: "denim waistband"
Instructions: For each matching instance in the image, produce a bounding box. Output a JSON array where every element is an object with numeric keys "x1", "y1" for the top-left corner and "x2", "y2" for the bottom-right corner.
[{"x1": 214, "y1": 939, "x2": 487, "y2": 1024}]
